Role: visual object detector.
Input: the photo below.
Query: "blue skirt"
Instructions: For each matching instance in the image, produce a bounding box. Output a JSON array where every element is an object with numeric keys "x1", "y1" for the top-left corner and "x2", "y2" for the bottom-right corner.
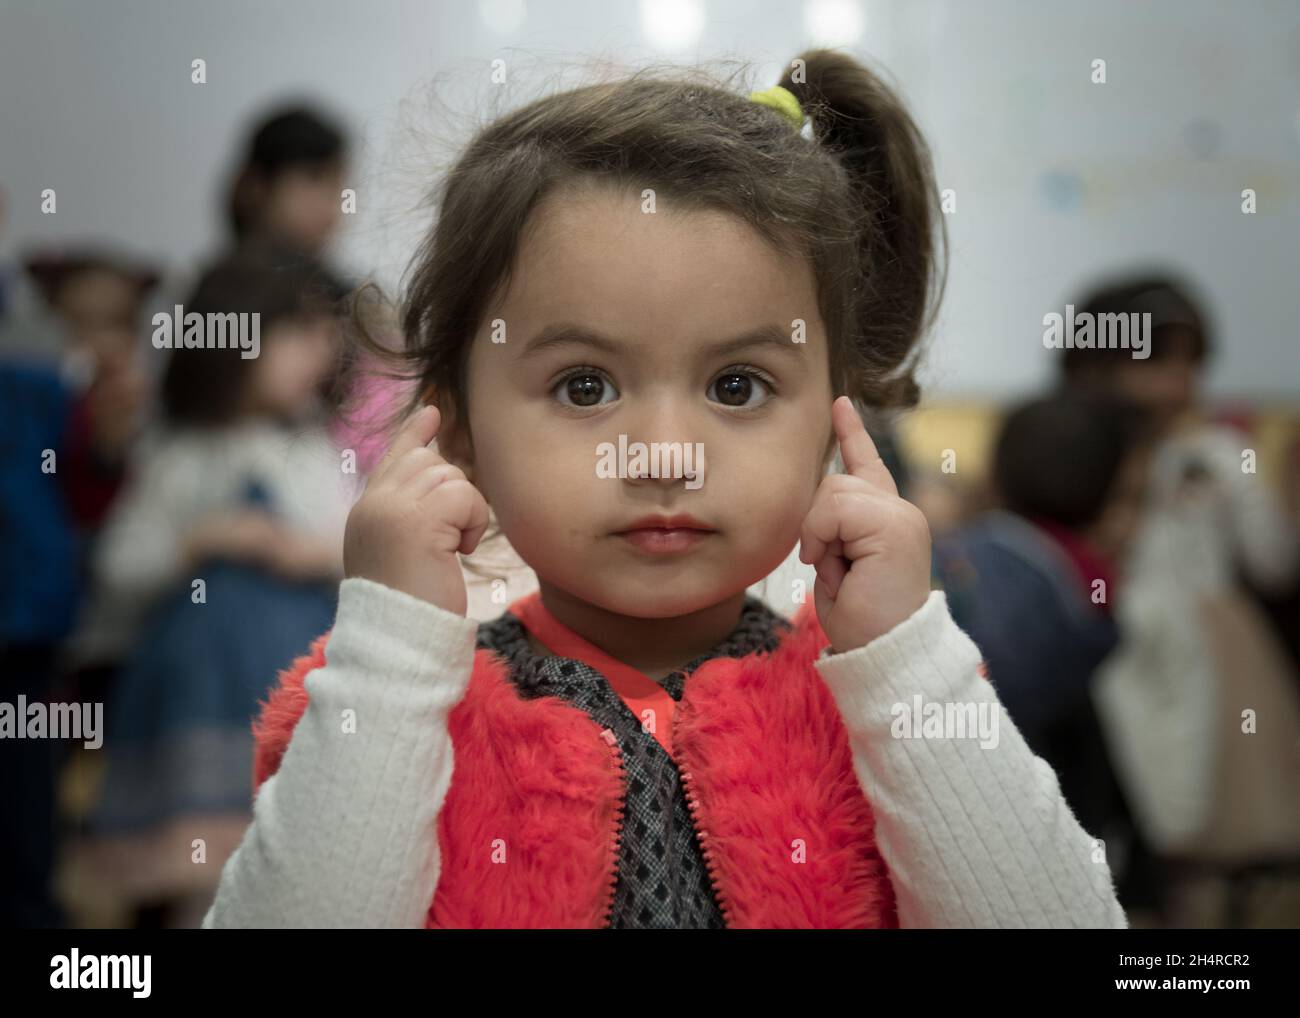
[{"x1": 88, "y1": 563, "x2": 337, "y2": 834}]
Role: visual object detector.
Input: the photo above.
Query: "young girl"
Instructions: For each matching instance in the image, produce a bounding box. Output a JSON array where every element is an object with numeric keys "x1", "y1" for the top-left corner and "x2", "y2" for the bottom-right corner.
[
  {"x1": 76, "y1": 252, "x2": 356, "y2": 926},
  {"x1": 205, "y1": 50, "x2": 1128, "y2": 929}
]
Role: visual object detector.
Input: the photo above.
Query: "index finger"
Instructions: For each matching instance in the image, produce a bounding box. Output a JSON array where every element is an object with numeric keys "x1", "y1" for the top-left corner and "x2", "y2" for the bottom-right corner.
[
  {"x1": 832, "y1": 395, "x2": 898, "y2": 496},
  {"x1": 373, "y1": 404, "x2": 441, "y2": 480}
]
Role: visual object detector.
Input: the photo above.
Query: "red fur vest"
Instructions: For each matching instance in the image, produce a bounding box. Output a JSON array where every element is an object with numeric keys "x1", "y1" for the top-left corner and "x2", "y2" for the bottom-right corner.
[{"x1": 251, "y1": 597, "x2": 898, "y2": 928}]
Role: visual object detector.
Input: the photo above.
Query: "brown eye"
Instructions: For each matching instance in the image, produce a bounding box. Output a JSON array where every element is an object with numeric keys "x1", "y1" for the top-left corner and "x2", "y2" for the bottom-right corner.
[
  {"x1": 554, "y1": 371, "x2": 617, "y2": 408},
  {"x1": 708, "y1": 369, "x2": 772, "y2": 409},
  {"x1": 713, "y1": 373, "x2": 751, "y2": 406}
]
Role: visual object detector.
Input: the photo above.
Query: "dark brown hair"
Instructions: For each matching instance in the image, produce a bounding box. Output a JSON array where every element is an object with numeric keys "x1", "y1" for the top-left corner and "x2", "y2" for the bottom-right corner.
[
  {"x1": 373, "y1": 48, "x2": 944, "y2": 440},
  {"x1": 23, "y1": 248, "x2": 161, "y2": 307},
  {"x1": 226, "y1": 104, "x2": 348, "y2": 241},
  {"x1": 1060, "y1": 270, "x2": 1213, "y2": 382},
  {"x1": 994, "y1": 390, "x2": 1154, "y2": 529}
]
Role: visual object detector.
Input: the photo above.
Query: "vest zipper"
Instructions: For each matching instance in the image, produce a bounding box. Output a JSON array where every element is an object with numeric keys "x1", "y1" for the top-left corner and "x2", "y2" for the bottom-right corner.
[
  {"x1": 673, "y1": 702, "x2": 736, "y2": 927},
  {"x1": 598, "y1": 727, "x2": 628, "y2": 928}
]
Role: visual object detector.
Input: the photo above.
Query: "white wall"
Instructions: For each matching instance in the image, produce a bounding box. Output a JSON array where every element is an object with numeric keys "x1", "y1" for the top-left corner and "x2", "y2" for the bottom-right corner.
[{"x1": 1, "y1": 0, "x2": 1296, "y2": 399}]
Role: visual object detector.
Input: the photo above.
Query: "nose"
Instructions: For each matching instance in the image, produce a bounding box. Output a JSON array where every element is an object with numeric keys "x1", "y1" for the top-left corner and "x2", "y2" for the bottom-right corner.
[{"x1": 620, "y1": 396, "x2": 708, "y2": 489}]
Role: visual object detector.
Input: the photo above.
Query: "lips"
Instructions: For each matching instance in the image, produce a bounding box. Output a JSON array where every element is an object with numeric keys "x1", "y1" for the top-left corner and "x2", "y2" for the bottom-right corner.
[
  {"x1": 613, "y1": 514, "x2": 716, "y2": 555},
  {"x1": 614, "y1": 513, "x2": 714, "y2": 534}
]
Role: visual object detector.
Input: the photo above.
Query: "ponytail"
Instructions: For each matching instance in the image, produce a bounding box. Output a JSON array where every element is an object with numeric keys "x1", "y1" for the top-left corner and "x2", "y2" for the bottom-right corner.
[{"x1": 780, "y1": 49, "x2": 946, "y2": 408}]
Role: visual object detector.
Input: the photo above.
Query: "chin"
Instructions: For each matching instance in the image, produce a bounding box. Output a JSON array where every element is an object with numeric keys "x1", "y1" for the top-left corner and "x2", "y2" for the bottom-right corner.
[{"x1": 602, "y1": 571, "x2": 752, "y2": 620}]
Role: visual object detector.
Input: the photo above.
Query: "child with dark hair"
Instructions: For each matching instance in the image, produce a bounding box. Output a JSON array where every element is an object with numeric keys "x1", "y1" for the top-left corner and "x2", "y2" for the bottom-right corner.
[
  {"x1": 1059, "y1": 274, "x2": 1211, "y2": 430},
  {"x1": 220, "y1": 102, "x2": 353, "y2": 375},
  {"x1": 72, "y1": 252, "x2": 358, "y2": 927},
  {"x1": 993, "y1": 393, "x2": 1153, "y2": 541},
  {"x1": 219, "y1": 104, "x2": 353, "y2": 368},
  {"x1": 225, "y1": 105, "x2": 349, "y2": 258},
  {"x1": 21, "y1": 248, "x2": 160, "y2": 528},
  {"x1": 1061, "y1": 272, "x2": 1300, "y2": 923},
  {"x1": 220, "y1": 101, "x2": 408, "y2": 479},
  {"x1": 206, "y1": 51, "x2": 1126, "y2": 929}
]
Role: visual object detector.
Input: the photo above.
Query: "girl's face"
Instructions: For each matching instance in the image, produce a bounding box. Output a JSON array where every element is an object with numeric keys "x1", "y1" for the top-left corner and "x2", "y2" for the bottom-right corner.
[
  {"x1": 260, "y1": 161, "x2": 345, "y2": 254},
  {"x1": 54, "y1": 267, "x2": 141, "y2": 367},
  {"x1": 454, "y1": 179, "x2": 836, "y2": 619},
  {"x1": 248, "y1": 315, "x2": 339, "y2": 421},
  {"x1": 1110, "y1": 326, "x2": 1202, "y2": 431}
]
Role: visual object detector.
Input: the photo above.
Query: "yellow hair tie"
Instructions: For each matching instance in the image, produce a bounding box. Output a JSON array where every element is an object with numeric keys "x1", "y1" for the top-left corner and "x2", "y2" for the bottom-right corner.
[{"x1": 748, "y1": 85, "x2": 804, "y2": 132}]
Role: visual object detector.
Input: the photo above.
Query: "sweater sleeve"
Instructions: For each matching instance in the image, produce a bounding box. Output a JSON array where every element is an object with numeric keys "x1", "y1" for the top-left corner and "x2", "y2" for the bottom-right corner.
[
  {"x1": 813, "y1": 590, "x2": 1128, "y2": 929},
  {"x1": 202, "y1": 577, "x2": 480, "y2": 928}
]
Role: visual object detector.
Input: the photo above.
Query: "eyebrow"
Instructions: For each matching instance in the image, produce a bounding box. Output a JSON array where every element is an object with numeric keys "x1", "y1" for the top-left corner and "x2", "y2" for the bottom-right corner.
[{"x1": 515, "y1": 322, "x2": 806, "y2": 362}]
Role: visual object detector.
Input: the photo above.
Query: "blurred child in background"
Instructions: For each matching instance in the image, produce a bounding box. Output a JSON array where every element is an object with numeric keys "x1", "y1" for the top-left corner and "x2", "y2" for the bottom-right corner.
[
  {"x1": 22, "y1": 249, "x2": 159, "y2": 530},
  {"x1": 223, "y1": 102, "x2": 407, "y2": 477},
  {"x1": 225, "y1": 104, "x2": 349, "y2": 265},
  {"x1": 1064, "y1": 273, "x2": 1300, "y2": 926},
  {"x1": 72, "y1": 251, "x2": 358, "y2": 927},
  {"x1": 0, "y1": 239, "x2": 158, "y2": 928}
]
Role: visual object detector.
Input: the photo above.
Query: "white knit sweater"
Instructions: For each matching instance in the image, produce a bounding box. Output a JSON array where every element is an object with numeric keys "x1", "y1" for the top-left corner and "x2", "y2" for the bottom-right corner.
[{"x1": 203, "y1": 578, "x2": 1128, "y2": 929}]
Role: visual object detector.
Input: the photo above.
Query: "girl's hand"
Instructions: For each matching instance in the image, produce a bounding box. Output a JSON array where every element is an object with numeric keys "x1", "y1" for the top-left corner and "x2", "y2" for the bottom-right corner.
[
  {"x1": 799, "y1": 396, "x2": 932, "y2": 653},
  {"x1": 343, "y1": 404, "x2": 490, "y2": 616}
]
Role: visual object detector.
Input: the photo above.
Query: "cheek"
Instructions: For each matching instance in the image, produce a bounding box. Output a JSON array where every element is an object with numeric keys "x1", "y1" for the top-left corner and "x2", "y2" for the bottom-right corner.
[
  {"x1": 255, "y1": 356, "x2": 291, "y2": 400},
  {"x1": 312, "y1": 193, "x2": 340, "y2": 227},
  {"x1": 502, "y1": 441, "x2": 592, "y2": 516},
  {"x1": 714, "y1": 450, "x2": 822, "y2": 540},
  {"x1": 305, "y1": 184, "x2": 341, "y2": 226},
  {"x1": 771, "y1": 475, "x2": 821, "y2": 534},
  {"x1": 259, "y1": 349, "x2": 311, "y2": 398},
  {"x1": 310, "y1": 337, "x2": 339, "y2": 379},
  {"x1": 485, "y1": 463, "x2": 594, "y2": 575},
  {"x1": 466, "y1": 422, "x2": 567, "y2": 525},
  {"x1": 272, "y1": 185, "x2": 334, "y2": 236}
]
